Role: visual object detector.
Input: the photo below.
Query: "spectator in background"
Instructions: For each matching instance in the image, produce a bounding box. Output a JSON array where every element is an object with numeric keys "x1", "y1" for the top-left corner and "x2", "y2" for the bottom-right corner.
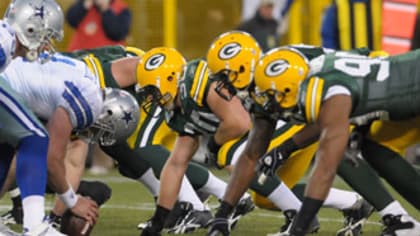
[
  {"x1": 236, "y1": 0, "x2": 279, "y2": 52},
  {"x1": 66, "y1": 0, "x2": 131, "y2": 51}
]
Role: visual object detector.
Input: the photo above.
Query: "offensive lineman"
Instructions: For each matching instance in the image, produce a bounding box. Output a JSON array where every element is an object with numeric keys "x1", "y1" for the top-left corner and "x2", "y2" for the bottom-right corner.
[{"x1": 0, "y1": 0, "x2": 77, "y2": 234}]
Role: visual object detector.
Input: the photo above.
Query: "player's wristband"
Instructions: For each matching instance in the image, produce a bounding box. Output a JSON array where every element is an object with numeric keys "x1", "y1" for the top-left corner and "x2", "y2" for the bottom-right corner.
[{"x1": 58, "y1": 186, "x2": 79, "y2": 209}]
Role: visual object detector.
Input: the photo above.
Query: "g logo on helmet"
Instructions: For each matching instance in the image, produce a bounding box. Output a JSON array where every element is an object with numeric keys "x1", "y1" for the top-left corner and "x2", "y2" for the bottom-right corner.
[
  {"x1": 265, "y1": 59, "x2": 289, "y2": 77},
  {"x1": 145, "y1": 54, "x2": 165, "y2": 71},
  {"x1": 219, "y1": 43, "x2": 241, "y2": 60}
]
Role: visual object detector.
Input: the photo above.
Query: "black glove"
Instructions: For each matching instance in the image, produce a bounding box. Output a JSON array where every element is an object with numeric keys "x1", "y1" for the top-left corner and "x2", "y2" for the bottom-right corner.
[
  {"x1": 140, "y1": 221, "x2": 162, "y2": 236},
  {"x1": 207, "y1": 217, "x2": 230, "y2": 236},
  {"x1": 257, "y1": 138, "x2": 298, "y2": 184},
  {"x1": 257, "y1": 146, "x2": 287, "y2": 184}
]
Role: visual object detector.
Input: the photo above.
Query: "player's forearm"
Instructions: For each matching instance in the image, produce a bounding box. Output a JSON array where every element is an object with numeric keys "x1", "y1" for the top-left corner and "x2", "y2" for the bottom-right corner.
[
  {"x1": 47, "y1": 154, "x2": 70, "y2": 194},
  {"x1": 223, "y1": 152, "x2": 257, "y2": 206},
  {"x1": 292, "y1": 123, "x2": 321, "y2": 148},
  {"x1": 158, "y1": 158, "x2": 187, "y2": 210},
  {"x1": 306, "y1": 126, "x2": 349, "y2": 199}
]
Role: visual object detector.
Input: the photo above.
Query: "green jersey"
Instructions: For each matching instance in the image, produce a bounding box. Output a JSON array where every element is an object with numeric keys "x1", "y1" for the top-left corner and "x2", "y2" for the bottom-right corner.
[
  {"x1": 65, "y1": 46, "x2": 173, "y2": 150},
  {"x1": 298, "y1": 49, "x2": 420, "y2": 123},
  {"x1": 252, "y1": 45, "x2": 370, "y2": 120},
  {"x1": 64, "y1": 45, "x2": 138, "y2": 95},
  {"x1": 165, "y1": 59, "x2": 220, "y2": 136}
]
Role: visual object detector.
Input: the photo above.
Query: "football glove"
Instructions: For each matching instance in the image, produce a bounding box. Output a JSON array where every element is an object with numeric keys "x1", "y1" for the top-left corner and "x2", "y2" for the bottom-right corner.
[
  {"x1": 257, "y1": 146, "x2": 288, "y2": 185},
  {"x1": 207, "y1": 217, "x2": 230, "y2": 236}
]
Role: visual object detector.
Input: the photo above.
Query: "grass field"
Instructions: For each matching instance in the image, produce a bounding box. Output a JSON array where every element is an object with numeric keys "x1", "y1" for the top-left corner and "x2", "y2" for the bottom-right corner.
[{"x1": 4, "y1": 168, "x2": 419, "y2": 236}]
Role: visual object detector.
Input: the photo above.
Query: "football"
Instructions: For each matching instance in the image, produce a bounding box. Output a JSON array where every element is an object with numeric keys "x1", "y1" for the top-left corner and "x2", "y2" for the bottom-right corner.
[{"x1": 60, "y1": 211, "x2": 93, "y2": 236}]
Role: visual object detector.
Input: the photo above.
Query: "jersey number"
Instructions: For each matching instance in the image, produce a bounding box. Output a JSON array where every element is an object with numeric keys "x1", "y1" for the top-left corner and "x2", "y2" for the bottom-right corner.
[{"x1": 333, "y1": 53, "x2": 389, "y2": 81}]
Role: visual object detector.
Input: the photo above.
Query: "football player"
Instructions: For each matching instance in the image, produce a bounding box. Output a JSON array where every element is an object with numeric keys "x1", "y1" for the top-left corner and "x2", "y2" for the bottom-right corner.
[
  {"x1": 136, "y1": 42, "x2": 308, "y2": 235},
  {"x1": 205, "y1": 36, "x2": 383, "y2": 236},
  {"x1": 0, "y1": 0, "x2": 69, "y2": 234},
  {"x1": 1, "y1": 52, "x2": 124, "y2": 232},
  {"x1": 216, "y1": 46, "x2": 420, "y2": 236}
]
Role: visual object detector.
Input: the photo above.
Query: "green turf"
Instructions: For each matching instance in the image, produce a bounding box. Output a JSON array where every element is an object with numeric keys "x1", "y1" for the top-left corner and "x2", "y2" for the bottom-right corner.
[
  {"x1": 3, "y1": 168, "x2": 419, "y2": 236},
  {"x1": 81, "y1": 168, "x2": 419, "y2": 236}
]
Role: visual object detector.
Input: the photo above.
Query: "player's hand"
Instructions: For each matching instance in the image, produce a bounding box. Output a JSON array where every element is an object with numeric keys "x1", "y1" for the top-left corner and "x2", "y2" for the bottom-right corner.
[
  {"x1": 70, "y1": 195, "x2": 99, "y2": 226},
  {"x1": 257, "y1": 147, "x2": 287, "y2": 184},
  {"x1": 207, "y1": 218, "x2": 230, "y2": 236}
]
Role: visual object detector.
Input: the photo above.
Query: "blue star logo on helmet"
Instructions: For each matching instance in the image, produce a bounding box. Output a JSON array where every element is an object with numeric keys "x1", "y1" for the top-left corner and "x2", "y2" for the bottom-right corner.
[
  {"x1": 121, "y1": 111, "x2": 133, "y2": 126},
  {"x1": 34, "y1": 6, "x2": 45, "y2": 19},
  {"x1": 265, "y1": 59, "x2": 289, "y2": 77},
  {"x1": 219, "y1": 42, "x2": 241, "y2": 60},
  {"x1": 145, "y1": 53, "x2": 165, "y2": 71}
]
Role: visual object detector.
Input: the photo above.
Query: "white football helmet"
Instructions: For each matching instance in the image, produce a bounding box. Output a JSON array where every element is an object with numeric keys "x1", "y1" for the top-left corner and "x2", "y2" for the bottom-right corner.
[
  {"x1": 80, "y1": 88, "x2": 140, "y2": 146},
  {"x1": 4, "y1": 0, "x2": 64, "y2": 61}
]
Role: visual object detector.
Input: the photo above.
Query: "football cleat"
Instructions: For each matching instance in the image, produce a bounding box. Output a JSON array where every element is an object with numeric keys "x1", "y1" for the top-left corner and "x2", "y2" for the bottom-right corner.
[
  {"x1": 336, "y1": 197, "x2": 374, "y2": 236},
  {"x1": 140, "y1": 221, "x2": 162, "y2": 236},
  {"x1": 267, "y1": 210, "x2": 320, "y2": 236},
  {"x1": 167, "y1": 210, "x2": 213, "y2": 234},
  {"x1": 137, "y1": 201, "x2": 193, "y2": 230},
  {"x1": 48, "y1": 212, "x2": 62, "y2": 231},
  {"x1": 1, "y1": 206, "x2": 23, "y2": 225},
  {"x1": 22, "y1": 220, "x2": 66, "y2": 236},
  {"x1": 381, "y1": 214, "x2": 420, "y2": 236},
  {"x1": 229, "y1": 196, "x2": 255, "y2": 229}
]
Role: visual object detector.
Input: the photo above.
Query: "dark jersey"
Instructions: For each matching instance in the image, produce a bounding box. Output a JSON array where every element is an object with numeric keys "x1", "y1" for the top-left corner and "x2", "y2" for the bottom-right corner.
[
  {"x1": 299, "y1": 49, "x2": 420, "y2": 123},
  {"x1": 165, "y1": 59, "x2": 220, "y2": 136},
  {"x1": 64, "y1": 45, "x2": 138, "y2": 96}
]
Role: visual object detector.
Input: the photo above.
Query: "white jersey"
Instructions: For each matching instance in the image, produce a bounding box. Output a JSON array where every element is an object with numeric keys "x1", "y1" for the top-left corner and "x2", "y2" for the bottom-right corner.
[
  {"x1": 1, "y1": 53, "x2": 103, "y2": 130},
  {"x1": 0, "y1": 20, "x2": 16, "y2": 73}
]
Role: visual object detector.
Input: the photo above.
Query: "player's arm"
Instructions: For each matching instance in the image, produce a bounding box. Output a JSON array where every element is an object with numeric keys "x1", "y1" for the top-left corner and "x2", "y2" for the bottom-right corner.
[
  {"x1": 291, "y1": 94, "x2": 352, "y2": 234},
  {"x1": 223, "y1": 115, "x2": 275, "y2": 206},
  {"x1": 307, "y1": 94, "x2": 351, "y2": 198},
  {"x1": 257, "y1": 122, "x2": 321, "y2": 182},
  {"x1": 110, "y1": 57, "x2": 140, "y2": 87},
  {"x1": 207, "y1": 82, "x2": 251, "y2": 145},
  {"x1": 158, "y1": 134, "x2": 199, "y2": 209},
  {"x1": 46, "y1": 107, "x2": 98, "y2": 225},
  {"x1": 46, "y1": 107, "x2": 73, "y2": 193}
]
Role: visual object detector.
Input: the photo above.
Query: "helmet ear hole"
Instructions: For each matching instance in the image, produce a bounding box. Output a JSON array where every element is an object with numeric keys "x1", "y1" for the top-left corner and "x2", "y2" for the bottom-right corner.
[
  {"x1": 239, "y1": 65, "x2": 245, "y2": 73},
  {"x1": 167, "y1": 76, "x2": 174, "y2": 82},
  {"x1": 284, "y1": 88, "x2": 291, "y2": 93},
  {"x1": 107, "y1": 110, "x2": 113, "y2": 116}
]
